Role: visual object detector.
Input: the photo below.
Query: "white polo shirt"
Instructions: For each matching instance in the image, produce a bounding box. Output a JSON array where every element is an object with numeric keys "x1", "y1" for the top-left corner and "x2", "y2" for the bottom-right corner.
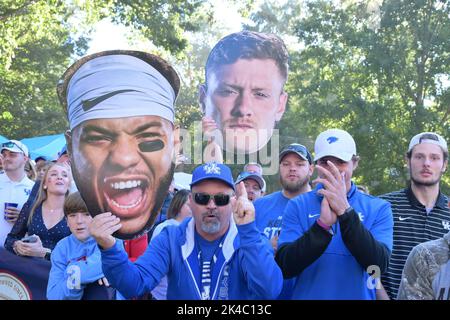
[{"x1": 0, "y1": 172, "x2": 34, "y2": 248}]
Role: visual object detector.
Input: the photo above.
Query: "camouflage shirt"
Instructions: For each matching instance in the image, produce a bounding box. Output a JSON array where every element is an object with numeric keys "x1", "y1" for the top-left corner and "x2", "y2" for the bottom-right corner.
[{"x1": 397, "y1": 231, "x2": 450, "y2": 300}]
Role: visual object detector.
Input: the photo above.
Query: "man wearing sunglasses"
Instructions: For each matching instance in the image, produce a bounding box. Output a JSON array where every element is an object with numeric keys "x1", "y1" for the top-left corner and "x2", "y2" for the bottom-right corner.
[
  {"x1": 90, "y1": 162, "x2": 283, "y2": 300},
  {"x1": 276, "y1": 129, "x2": 393, "y2": 299},
  {"x1": 0, "y1": 140, "x2": 35, "y2": 247}
]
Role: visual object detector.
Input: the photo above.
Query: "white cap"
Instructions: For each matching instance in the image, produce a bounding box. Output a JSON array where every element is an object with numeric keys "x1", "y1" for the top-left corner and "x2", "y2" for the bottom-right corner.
[
  {"x1": 1, "y1": 140, "x2": 29, "y2": 157},
  {"x1": 408, "y1": 132, "x2": 448, "y2": 153},
  {"x1": 314, "y1": 129, "x2": 356, "y2": 162}
]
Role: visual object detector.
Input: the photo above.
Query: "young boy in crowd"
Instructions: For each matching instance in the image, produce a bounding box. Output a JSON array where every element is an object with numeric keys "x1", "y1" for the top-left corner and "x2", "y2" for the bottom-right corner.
[{"x1": 47, "y1": 192, "x2": 116, "y2": 300}]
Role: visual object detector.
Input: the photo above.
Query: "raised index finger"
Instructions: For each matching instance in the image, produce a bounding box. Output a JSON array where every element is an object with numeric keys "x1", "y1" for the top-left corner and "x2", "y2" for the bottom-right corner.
[{"x1": 235, "y1": 181, "x2": 247, "y2": 199}]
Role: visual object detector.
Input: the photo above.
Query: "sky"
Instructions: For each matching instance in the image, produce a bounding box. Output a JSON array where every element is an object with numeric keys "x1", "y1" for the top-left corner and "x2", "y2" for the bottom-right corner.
[{"x1": 86, "y1": 0, "x2": 248, "y2": 54}]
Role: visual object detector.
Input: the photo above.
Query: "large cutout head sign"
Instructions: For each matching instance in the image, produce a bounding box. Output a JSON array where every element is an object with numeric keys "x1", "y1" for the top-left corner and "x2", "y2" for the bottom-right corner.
[
  {"x1": 57, "y1": 50, "x2": 180, "y2": 240},
  {"x1": 199, "y1": 30, "x2": 289, "y2": 154}
]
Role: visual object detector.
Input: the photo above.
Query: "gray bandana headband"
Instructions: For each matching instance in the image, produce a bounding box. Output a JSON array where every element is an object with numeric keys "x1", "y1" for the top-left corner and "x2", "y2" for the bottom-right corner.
[{"x1": 67, "y1": 54, "x2": 175, "y2": 129}]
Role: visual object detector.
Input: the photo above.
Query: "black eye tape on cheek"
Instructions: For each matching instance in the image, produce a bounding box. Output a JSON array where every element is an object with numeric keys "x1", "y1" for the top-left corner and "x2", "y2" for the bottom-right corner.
[{"x1": 138, "y1": 140, "x2": 164, "y2": 153}]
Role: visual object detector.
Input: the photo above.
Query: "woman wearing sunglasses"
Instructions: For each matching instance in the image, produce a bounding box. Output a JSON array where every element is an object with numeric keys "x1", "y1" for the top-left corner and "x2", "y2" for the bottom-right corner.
[{"x1": 90, "y1": 162, "x2": 283, "y2": 300}]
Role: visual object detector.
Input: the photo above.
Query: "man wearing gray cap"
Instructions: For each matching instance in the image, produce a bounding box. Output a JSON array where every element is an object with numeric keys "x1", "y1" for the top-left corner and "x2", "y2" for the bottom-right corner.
[
  {"x1": 380, "y1": 132, "x2": 449, "y2": 299},
  {"x1": 57, "y1": 50, "x2": 180, "y2": 240},
  {"x1": 276, "y1": 129, "x2": 393, "y2": 299},
  {"x1": 235, "y1": 171, "x2": 265, "y2": 202}
]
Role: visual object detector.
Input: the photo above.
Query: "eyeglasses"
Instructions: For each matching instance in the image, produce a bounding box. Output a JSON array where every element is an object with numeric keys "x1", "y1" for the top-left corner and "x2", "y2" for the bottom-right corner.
[
  {"x1": 1, "y1": 141, "x2": 26, "y2": 155},
  {"x1": 193, "y1": 193, "x2": 232, "y2": 206}
]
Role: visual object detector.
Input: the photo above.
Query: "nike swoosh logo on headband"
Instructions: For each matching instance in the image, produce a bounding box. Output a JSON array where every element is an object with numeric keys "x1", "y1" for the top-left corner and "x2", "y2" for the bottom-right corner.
[{"x1": 82, "y1": 89, "x2": 138, "y2": 111}]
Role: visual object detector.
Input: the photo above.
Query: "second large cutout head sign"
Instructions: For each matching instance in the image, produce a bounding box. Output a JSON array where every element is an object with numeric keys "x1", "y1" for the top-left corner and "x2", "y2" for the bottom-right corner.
[
  {"x1": 58, "y1": 50, "x2": 180, "y2": 240},
  {"x1": 199, "y1": 31, "x2": 289, "y2": 154}
]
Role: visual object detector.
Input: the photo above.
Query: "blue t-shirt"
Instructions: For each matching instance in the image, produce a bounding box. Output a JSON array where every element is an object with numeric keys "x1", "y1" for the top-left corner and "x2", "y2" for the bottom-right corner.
[
  {"x1": 254, "y1": 190, "x2": 294, "y2": 299},
  {"x1": 254, "y1": 191, "x2": 289, "y2": 240},
  {"x1": 279, "y1": 183, "x2": 393, "y2": 300}
]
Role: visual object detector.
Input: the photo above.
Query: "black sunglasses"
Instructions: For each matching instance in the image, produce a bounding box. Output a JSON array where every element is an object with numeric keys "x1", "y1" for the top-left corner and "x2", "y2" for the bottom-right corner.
[
  {"x1": 193, "y1": 193, "x2": 232, "y2": 206},
  {"x1": 2, "y1": 141, "x2": 26, "y2": 155}
]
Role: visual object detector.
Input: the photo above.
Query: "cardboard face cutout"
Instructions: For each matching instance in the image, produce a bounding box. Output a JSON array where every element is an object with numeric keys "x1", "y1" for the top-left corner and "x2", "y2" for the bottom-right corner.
[
  {"x1": 58, "y1": 50, "x2": 180, "y2": 240},
  {"x1": 200, "y1": 31, "x2": 289, "y2": 155}
]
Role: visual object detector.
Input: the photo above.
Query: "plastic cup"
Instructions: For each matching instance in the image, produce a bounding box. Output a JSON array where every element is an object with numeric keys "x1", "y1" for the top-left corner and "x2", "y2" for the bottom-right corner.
[{"x1": 4, "y1": 202, "x2": 18, "y2": 221}]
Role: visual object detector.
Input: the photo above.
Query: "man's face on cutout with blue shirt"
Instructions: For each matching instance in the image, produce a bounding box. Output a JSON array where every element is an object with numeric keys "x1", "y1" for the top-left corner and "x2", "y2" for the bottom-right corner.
[{"x1": 67, "y1": 115, "x2": 176, "y2": 239}]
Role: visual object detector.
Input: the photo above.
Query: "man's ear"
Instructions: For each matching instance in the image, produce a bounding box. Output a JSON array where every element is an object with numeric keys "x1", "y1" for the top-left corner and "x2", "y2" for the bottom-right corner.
[
  {"x1": 308, "y1": 164, "x2": 314, "y2": 177},
  {"x1": 352, "y1": 156, "x2": 360, "y2": 170},
  {"x1": 404, "y1": 154, "x2": 411, "y2": 170},
  {"x1": 275, "y1": 91, "x2": 288, "y2": 122},
  {"x1": 198, "y1": 84, "x2": 207, "y2": 114}
]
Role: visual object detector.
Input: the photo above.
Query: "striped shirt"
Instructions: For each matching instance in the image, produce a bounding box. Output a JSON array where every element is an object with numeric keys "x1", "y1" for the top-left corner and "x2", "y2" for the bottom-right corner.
[{"x1": 380, "y1": 187, "x2": 450, "y2": 299}]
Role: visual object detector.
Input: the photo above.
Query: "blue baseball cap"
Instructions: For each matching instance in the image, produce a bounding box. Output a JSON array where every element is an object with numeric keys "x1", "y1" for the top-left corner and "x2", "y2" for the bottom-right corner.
[
  {"x1": 235, "y1": 171, "x2": 265, "y2": 190},
  {"x1": 58, "y1": 145, "x2": 67, "y2": 158},
  {"x1": 35, "y1": 156, "x2": 48, "y2": 162},
  {"x1": 190, "y1": 162, "x2": 235, "y2": 190}
]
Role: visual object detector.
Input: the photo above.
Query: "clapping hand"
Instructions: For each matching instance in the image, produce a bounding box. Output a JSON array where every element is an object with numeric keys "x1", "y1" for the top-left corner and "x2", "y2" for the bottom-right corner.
[{"x1": 314, "y1": 161, "x2": 350, "y2": 216}]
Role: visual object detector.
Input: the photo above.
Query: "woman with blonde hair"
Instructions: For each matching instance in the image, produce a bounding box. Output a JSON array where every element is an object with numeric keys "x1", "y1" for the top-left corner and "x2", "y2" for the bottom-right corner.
[{"x1": 5, "y1": 162, "x2": 72, "y2": 260}]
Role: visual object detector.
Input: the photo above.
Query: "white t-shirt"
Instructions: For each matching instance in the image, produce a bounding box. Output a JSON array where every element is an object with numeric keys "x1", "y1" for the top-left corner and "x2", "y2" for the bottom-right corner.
[{"x1": 0, "y1": 172, "x2": 35, "y2": 248}]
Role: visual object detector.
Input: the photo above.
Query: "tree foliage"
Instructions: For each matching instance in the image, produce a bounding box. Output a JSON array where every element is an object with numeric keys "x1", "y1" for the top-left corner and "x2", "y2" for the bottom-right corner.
[
  {"x1": 275, "y1": 0, "x2": 449, "y2": 195},
  {"x1": 0, "y1": 0, "x2": 88, "y2": 139},
  {"x1": 0, "y1": 0, "x2": 209, "y2": 140}
]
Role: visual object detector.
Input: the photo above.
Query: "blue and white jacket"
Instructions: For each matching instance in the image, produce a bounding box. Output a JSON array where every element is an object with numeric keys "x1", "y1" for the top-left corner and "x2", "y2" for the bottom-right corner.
[{"x1": 101, "y1": 217, "x2": 283, "y2": 300}]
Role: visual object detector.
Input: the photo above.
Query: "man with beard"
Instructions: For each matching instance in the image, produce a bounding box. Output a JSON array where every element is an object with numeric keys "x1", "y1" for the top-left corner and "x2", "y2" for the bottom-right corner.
[
  {"x1": 254, "y1": 144, "x2": 313, "y2": 243},
  {"x1": 276, "y1": 129, "x2": 393, "y2": 299},
  {"x1": 254, "y1": 143, "x2": 313, "y2": 299},
  {"x1": 89, "y1": 162, "x2": 283, "y2": 299},
  {"x1": 57, "y1": 50, "x2": 180, "y2": 240},
  {"x1": 380, "y1": 132, "x2": 449, "y2": 299},
  {"x1": 200, "y1": 30, "x2": 289, "y2": 155}
]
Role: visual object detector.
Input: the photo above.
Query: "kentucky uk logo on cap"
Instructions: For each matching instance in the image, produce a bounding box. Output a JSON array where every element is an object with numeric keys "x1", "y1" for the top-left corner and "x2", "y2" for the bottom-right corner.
[
  {"x1": 327, "y1": 137, "x2": 338, "y2": 144},
  {"x1": 204, "y1": 163, "x2": 221, "y2": 175}
]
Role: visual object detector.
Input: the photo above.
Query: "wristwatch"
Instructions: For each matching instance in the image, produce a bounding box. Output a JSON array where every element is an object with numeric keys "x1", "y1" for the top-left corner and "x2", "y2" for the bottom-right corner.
[
  {"x1": 44, "y1": 249, "x2": 51, "y2": 260},
  {"x1": 343, "y1": 207, "x2": 354, "y2": 215}
]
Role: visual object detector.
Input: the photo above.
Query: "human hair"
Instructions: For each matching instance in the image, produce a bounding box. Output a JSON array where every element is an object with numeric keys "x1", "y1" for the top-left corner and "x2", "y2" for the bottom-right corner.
[
  {"x1": 167, "y1": 189, "x2": 190, "y2": 220},
  {"x1": 64, "y1": 191, "x2": 88, "y2": 216},
  {"x1": 27, "y1": 163, "x2": 72, "y2": 226},
  {"x1": 205, "y1": 30, "x2": 289, "y2": 85},
  {"x1": 244, "y1": 162, "x2": 263, "y2": 175},
  {"x1": 406, "y1": 133, "x2": 449, "y2": 161},
  {"x1": 24, "y1": 160, "x2": 37, "y2": 181},
  {"x1": 35, "y1": 160, "x2": 51, "y2": 180}
]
